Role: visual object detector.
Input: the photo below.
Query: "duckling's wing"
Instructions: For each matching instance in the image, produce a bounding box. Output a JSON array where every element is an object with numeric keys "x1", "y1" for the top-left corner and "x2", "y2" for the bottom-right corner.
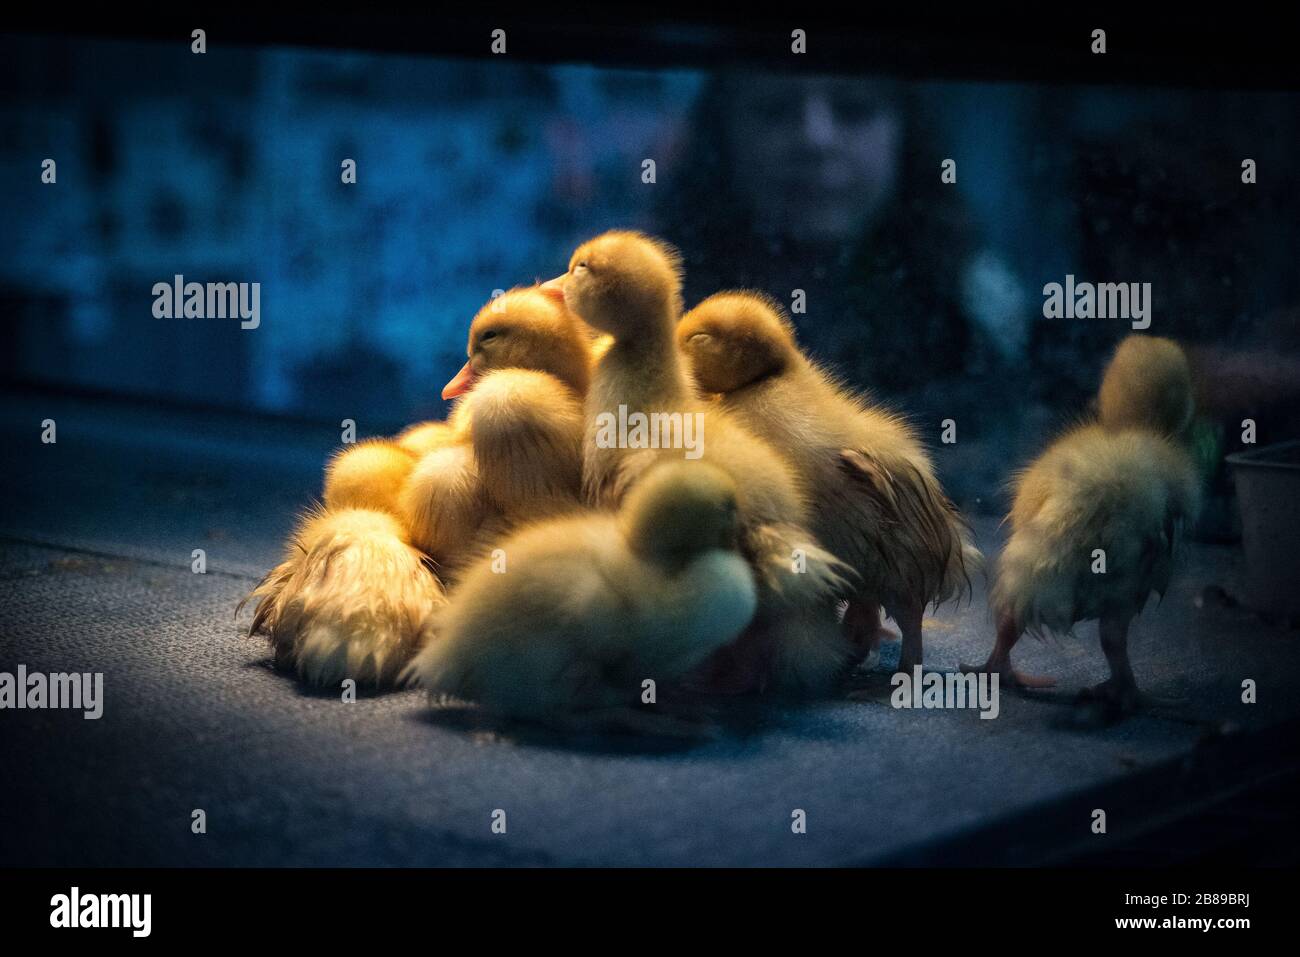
[
  {"x1": 836, "y1": 448, "x2": 903, "y2": 579},
  {"x1": 840, "y1": 448, "x2": 972, "y2": 603}
]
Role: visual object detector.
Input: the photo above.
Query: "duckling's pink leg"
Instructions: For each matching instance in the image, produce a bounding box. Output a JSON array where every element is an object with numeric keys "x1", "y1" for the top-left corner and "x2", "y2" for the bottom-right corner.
[
  {"x1": 1081, "y1": 614, "x2": 1142, "y2": 712},
  {"x1": 960, "y1": 618, "x2": 1057, "y2": 689}
]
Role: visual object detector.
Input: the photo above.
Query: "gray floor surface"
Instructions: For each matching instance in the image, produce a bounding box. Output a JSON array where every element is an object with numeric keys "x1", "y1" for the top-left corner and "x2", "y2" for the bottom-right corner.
[{"x1": 1, "y1": 391, "x2": 1296, "y2": 866}]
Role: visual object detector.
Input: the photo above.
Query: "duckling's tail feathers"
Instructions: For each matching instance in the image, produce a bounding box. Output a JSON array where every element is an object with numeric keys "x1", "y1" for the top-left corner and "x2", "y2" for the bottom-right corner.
[
  {"x1": 991, "y1": 475, "x2": 1194, "y2": 637},
  {"x1": 840, "y1": 448, "x2": 980, "y2": 609},
  {"x1": 239, "y1": 501, "x2": 330, "y2": 634},
  {"x1": 243, "y1": 507, "x2": 445, "y2": 687}
]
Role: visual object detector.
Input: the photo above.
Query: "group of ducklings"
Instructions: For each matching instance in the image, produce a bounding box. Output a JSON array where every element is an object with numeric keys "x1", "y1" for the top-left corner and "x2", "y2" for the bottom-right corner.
[{"x1": 246, "y1": 230, "x2": 1202, "y2": 731}]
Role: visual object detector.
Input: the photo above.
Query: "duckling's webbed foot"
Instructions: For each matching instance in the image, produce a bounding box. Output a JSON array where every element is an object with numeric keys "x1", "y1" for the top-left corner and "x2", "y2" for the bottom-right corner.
[
  {"x1": 958, "y1": 618, "x2": 1057, "y2": 691},
  {"x1": 1093, "y1": 613, "x2": 1140, "y2": 707},
  {"x1": 1071, "y1": 614, "x2": 1145, "y2": 723},
  {"x1": 1072, "y1": 677, "x2": 1146, "y2": 727},
  {"x1": 959, "y1": 661, "x2": 1059, "y2": 692}
]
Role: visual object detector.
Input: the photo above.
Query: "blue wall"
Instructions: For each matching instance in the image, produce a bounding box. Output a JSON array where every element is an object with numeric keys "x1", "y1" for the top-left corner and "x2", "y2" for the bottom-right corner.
[{"x1": 3, "y1": 35, "x2": 1297, "y2": 429}]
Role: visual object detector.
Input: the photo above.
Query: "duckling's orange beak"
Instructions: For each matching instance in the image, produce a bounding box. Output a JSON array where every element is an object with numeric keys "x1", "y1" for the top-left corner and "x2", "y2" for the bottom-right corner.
[
  {"x1": 538, "y1": 275, "x2": 567, "y2": 304},
  {"x1": 441, "y1": 361, "x2": 476, "y2": 400}
]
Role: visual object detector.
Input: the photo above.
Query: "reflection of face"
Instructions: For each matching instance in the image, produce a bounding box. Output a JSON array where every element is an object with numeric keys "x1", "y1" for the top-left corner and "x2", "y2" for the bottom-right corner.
[{"x1": 724, "y1": 75, "x2": 902, "y2": 247}]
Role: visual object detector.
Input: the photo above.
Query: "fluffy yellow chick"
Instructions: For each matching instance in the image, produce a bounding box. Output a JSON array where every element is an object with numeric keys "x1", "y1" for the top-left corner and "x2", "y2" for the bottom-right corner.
[
  {"x1": 678, "y1": 291, "x2": 979, "y2": 675},
  {"x1": 399, "y1": 287, "x2": 591, "y2": 566},
  {"x1": 964, "y1": 335, "x2": 1202, "y2": 712},
  {"x1": 322, "y1": 438, "x2": 419, "y2": 515},
  {"x1": 406, "y1": 461, "x2": 757, "y2": 732},
  {"x1": 243, "y1": 507, "x2": 443, "y2": 686},
  {"x1": 542, "y1": 231, "x2": 853, "y2": 694},
  {"x1": 245, "y1": 440, "x2": 432, "y2": 686},
  {"x1": 393, "y1": 420, "x2": 460, "y2": 459},
  {"x1": 246, "y1": 287, "x2": 592, "y2": 687},
  {"x1": 681, "y1": 291, "x2": 977, "y2": 670}
]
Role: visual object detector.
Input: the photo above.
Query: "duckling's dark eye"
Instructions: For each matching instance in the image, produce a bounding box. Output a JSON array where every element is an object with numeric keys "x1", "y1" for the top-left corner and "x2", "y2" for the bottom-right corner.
[
  {"x1": 573, "y1": 261, "x2": 588, "y2": 272},
  {"x1": 479, "y1": 330, "x2": 499, "y2": 343}
]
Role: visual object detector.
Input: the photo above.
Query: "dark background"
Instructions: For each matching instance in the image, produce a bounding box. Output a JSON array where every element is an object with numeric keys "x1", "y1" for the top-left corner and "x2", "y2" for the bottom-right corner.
[
  {"x1": 4, "y1": 13, "x2": 1298, "y2": 518},
  {"x1": 1, "y1": 10, "x2": 1297, "y2": 870}
]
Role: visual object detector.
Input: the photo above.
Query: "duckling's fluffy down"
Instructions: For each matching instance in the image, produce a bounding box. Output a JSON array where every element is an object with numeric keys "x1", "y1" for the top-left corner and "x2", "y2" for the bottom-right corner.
[
  {"x1": 247, "y1": 368, "x2": 586, "y2": 688},
  {"x1": 717, "y1": 369, "x2": 977, "y2": 618},
  {"x1": 408, "y1": 472, "x2": 757, "y2": 723},
  {"x1": 245, "y1": 507, "x2": 445, "y2": 686},
  {"x1": 323, "y1": 439, "x2": 418, "y2": 515},
  {"x1": 465, "y1": 368, "x2": 585, "y2": 521},
  {"x1": 399, "y1": 368, "x2": 585, "y2": 568},
  {"x1": 992, "y1": 424, "x2": 1201, "y2": 635}
]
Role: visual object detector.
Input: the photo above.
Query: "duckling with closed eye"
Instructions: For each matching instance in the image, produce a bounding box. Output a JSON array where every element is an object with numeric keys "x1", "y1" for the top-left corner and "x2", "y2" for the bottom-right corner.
[
  {"x1": 406, "y1": 460, "x2": 757, "y2": 734},
  {"x1": 244, "y1": 286, "x2": 593, "y2": 688},
  {"x1": 400, "y1": 286, "x2": 591, "y2": 567},
  {"x1": 677, "y1": 291, "x2": 979, "y2": 676},
  {"x1": 541, "y1": 231, "x2": 855, "y2": 695}
]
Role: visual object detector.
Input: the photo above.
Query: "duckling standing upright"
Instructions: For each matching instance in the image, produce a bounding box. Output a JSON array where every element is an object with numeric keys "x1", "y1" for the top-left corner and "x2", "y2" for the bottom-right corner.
[
  {"x1": 678, "y1": 291, "x2": 978, "y2": 675},
  {"x1": 543, "y1": 232, "x2": 854, "y2": 694},
  {"x1": 963, "y1": 335, "x2": 1202, "y2": 712},
  {"x1": 245, "y1": 287, "x2": 593, "y2": 687},
  {"x1": 407, "y1": 461, "x2": 757, "y2": 732}
]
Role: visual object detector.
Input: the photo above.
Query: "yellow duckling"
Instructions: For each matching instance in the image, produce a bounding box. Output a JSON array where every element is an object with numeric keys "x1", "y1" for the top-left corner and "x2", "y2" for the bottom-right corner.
[
  {"x1": 399, "y1": 286, "x2": 592, "y2": 565},
  {"x1": 245, "y1": 287, "x2": 593, "y2": 687},
  {"x1": 406, "y1": 461, "x2": 757, "y2": 732},
  {"x1": 244, "y1": 438, "x2": 434, "y2": 686},
  {"x1": 677, "y1": 291, "x2": 979, "y2": 674},
  {"x1": 964, "y1": 335, "x2": 1202, "y2": 712},
  {"x1": 542, "y1": 231, "x2": 853, "y2": 694},
  {"x1": 244, "y1": 506, "x2": 444, "y2": 686}
]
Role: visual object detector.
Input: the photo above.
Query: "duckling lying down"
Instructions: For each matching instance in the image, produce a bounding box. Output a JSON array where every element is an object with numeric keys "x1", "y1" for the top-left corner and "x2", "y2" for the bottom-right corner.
[
  {"x1": 244, "y1": 288, "x2": 592, "y2": 687},
  {"x1": 243, "y1": 502, "x2": 446, "y2": 686},
  {"x1": 963, "y1": 335, "x2": 1202, "y2": 712},
  {"x1": 406, "y1": 462, "x2": 758, "y2": 733}
]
